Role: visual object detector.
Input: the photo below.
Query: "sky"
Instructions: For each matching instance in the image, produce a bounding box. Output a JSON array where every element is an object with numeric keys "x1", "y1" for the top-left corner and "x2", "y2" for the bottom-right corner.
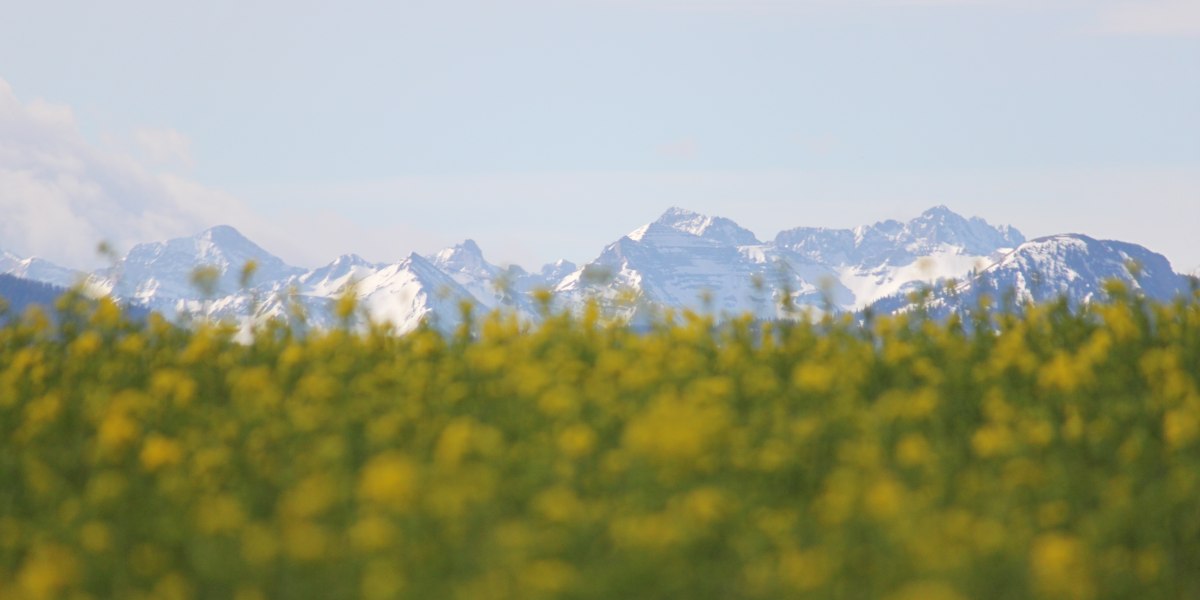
[{"x1": 0, "y1": 0, "x2": 1197, "y2": 272}]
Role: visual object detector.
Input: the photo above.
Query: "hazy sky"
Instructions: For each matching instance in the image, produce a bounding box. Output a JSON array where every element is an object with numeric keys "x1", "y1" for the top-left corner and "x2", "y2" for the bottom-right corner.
[{"x1": 1, "y1": 0, "x2": 1197, "y2": 271}]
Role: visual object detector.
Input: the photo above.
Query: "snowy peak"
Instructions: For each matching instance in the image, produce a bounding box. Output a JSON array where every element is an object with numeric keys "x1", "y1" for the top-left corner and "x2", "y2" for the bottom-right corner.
[
  {"x1": 629, "y1": 207, "x2": 762, "y2": 247},
  {"x1": 296, "y1": 254, "x2": 381, "y2": 296},
  {"x1": 426, "y1": 240, "x2": 519, "y2": 309},
  {"x1": 983, "y1": 233, "x2": 1183, "y2": 299},
  {"x1": 349, "y1": 252, "x2": 481, "y2": 331},
  {"x1": 400, "y1": 251, "x2": 442, "y2": 275},
  {"x1": 430, "y1": 239, "x2": 497, "y2": 278},
  {"x1": 0, "y1": 250, "x2": 81, "y2": 288},
  {"x1": 558, "y1": 207, "x2": 788, "y2": 317},
  {"x1": 540, "y1": 259, "x2": 577, "y2": 282},
  {"x1": 873, "y1": 233, "x2": 1190, "y2": 316},
  {"x1": 393, "y1": 252, "x2": 482, "y2": 301},
  {"x1": 330, "y1": 253, "x2": 374, "y2": 269},
  {"x1": 776, "y1": 206, "x2": 1022, "y2": 268},
  {"x1": 199, "y1": 224, "x2": 255, "y2": 249},
  {"x1": 0, "y1": 248, "x2": 20, "y2": 270},
  {"x1": 111, "y1": 225, "x2": 303, "y2": 300},
  {"x1": 904, "y1": 205, "x2": 1024, "y2": 255},
  {"x1": 773, "y1": 227, "x2": 856, "y2": 264}
]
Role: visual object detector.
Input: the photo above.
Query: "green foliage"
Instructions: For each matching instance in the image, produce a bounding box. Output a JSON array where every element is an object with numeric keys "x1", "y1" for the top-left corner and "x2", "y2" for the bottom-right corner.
[{"x1": 1, "y1": 292, "x2": 1199, "y2": 599}]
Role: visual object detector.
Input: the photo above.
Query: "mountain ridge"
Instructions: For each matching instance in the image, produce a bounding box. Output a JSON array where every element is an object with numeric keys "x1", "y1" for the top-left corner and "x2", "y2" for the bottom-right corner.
[{"x1": 0, "y1": 207, "x2": 1191, "y2": 331}]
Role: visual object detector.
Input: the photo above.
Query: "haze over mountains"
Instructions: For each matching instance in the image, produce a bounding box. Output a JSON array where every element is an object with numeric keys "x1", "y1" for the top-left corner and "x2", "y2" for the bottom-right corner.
[{"x1": 0, "y1": 206, "x2": 1193, "y2": 331}]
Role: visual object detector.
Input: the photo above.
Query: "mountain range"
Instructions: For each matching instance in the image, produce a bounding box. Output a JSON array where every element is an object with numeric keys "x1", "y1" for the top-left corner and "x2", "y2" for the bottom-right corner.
[{"x1": 0, "y1": 206, "x2": 1194, "y2": 332}]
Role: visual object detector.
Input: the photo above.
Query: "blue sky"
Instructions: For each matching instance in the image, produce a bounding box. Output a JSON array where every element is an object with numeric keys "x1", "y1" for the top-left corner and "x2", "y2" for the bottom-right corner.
[{"x1": 0, "y1": 0, "x2": 1197, "y2": 271}]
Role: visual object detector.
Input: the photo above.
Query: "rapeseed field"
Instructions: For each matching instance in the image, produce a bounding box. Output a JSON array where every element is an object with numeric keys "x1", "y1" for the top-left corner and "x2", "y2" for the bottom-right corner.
[{"x1": 2, "y1": 285, "x2": 1199, "y2": 599}]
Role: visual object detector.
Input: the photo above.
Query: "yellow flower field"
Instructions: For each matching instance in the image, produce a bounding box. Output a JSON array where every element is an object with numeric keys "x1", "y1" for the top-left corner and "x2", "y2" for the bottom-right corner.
[{"x1": 2, "y1": 285, "x2": 1199, "y2": 599}]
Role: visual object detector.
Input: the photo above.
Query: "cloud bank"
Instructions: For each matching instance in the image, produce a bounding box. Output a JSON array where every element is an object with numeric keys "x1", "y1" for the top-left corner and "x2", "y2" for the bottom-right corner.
[
  {"x1": 133, "y1": 126, "x2": 195, "y2": 168},
  {"x1": 1092, "y1": 0, "x2": 1200, "y2": 36},
  {"x1": 0, "y1": 78, "x2": 255, "y2": 269}
]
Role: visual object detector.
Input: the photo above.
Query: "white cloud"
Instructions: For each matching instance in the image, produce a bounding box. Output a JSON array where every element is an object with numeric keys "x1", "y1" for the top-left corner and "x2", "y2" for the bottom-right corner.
[
  {"x1": 0, "y1": 78, "x2": 490, "y2": 272},
  {"x1": 0, "y1": 78, "x2": 256, "y2": 269},
  {"x1": 133, "y1": 126, "x2": 194, "y2": 168},
  {"x1": 1091, "y1": 0, "x2": 1200, "y2": 36}
]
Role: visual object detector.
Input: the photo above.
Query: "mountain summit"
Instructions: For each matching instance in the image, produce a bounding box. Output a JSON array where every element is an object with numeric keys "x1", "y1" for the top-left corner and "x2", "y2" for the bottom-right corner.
[
  {"x1": 776, "y1": 206, "x2": 1023, "y2": 267},
  {"x1": 107, "y1": 225, "x2": 304, "y2": 303},
  {"x1": 630, "y1": 207, "x2": 762, "y2": 247}
]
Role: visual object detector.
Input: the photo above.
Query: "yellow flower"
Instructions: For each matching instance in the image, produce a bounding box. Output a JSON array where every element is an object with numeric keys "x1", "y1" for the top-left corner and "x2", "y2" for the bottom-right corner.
[
  {"x1": 556, "y1": 424, "x2": 596, "y2": 458},
  {"x1": 971, "y1": 424, "x2": 1013, "y2": 458},
  {"x1": 86, "y1": 471, "x2": 127, "y2": 505},
  {"x1": 151, "y1": 370, "x2": 197, "y2": 407},
  {"x1": 779, "y1": 548, "x2": 833, "y2": 592},
  {"x1": 865, "y1": 476, "x2": 906, "y2": 520},
  {"x1": 90, "y1": 297, "x2": 122, "y2": 328},
  {"x1": 1030, "y1": 533, "x2": 1093, "y2": 600},
  {"x1": 280, "y1": 473, "x2": 338, "y2": 519},
  {"x1": 519, "y1": 559, "x2": 577, "y2": 595},
  {"x1": 361, "y1": 559, "x2": 405, "y2": 600},
  {"x1": 283, "y1": 521, "x2": 329, "y2": 562},
  {"x1": 537, "y1": 386, "x2": 577, "y2": 417},
  {"x1": 1164, "y1": 408, "x2": 1199, "y2": 449},
  {"x1": 1038, "y1": 352, "x2": 1084, "y2": 393},
  {"x1": 792, "y1": 363, "x2": 835, "y2": 393},
  {"x1": 434, "y1": 418, "x2": 501, "y2": 468},
  {"x1": 358, "y1": 453, "x2": 418, "y2": 508},
  {"x1": 350, "y1": 515, "x2": 396, "y2": 551},
  {"x1": 196, "y1": 494, "x2": 246, "y2": 535},
  {"x1": 17, "y1": 543, "x2": 78, "y2": 600},
  {"x1": 1135, "y1": 547, "x2": 1164, "y2": 583},
  {"x1": 153, "y1": 572, "x2": 194, "y2": 600},
  {"x1": 79, "y1": 521, "x2": 112, "y2": 553},
  {"x1": 895, "y1": 433, "x2": 932, "y2": 467},
  {"x1": 886, "y1": 581, "x2": 965, "y2": 600},
  {"x1": 21, "y1": 392, "x2": 62, "y2": 434},
  {"x1": 98, "y1": 411, "x2": 139, "y2": 454},
  {"x1": 623, "y1": 392, "x2": 729, "y2": 464},
  {"x1": 140, "y1": 434, "x2": 184, "y2": 472},
  {"x1": 241, "y1": 524, "x2": 279, "y2": 566},
  {"x1": 610, "y1": 513, "x2": 682, "y2": 550},
  {"x1": 680, "y1": 487, "x2": 729, "y2": 525},
  {"x1": 532, "y1": 486, "x2": 584, "y2": 523},
  {"x1": 70, "y1": 331, "x2": 103, "y2": 358}
]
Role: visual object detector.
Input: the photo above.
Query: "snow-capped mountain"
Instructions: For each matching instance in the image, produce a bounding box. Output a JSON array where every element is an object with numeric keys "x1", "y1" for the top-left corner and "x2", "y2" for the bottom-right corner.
[
  {"x1": 772, "y1": 206, "x2": 1022, "y2": 309},
  {"x1": 291, "y1": 254, "x2": 383, "y2": 297},
  {"x1": 335, "y1": 252, "x2": 481, "y2": 332},
  {"x1": 186, "y1": 252, "x2": 481, "y2": 334},
  {"x1": 978, "y1": 234, "x2": 1186, "y2": 303},
  {"x1": 203, "y1": 251, "x2": 476, "y2": 333},
  {"x1": 102, "y1": 225, "x2": 305, "y2": 304},
  {"x1": 428, "y1": 240, "x2": 508, "y2": 309},
  {"x1": 1, "y1": 206, "x2": 1192, "y2": 332},
  {"x1": 540, "y1": 259, "x2": 577, "y2": 283},
  {"x1": 871, "y1": 234, "x2": 1191, "y2": 316},
  {"x1": 0, "y1": 250, "x2": 82, "y2": 288},
  {"x1": 554, "y1": 207, "x2": 785, "y2": 318},
  {"x1": 775, "y1": 205, "x2": 1023, "y2": 267},
  {"x1": 552, "y1": 205, "x2": 1025, "y2": 317}
]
